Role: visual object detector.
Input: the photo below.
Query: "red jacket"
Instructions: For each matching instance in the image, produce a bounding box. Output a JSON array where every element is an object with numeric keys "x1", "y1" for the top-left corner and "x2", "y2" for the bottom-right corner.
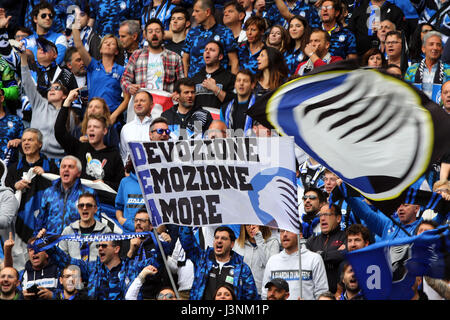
[{"x1": 295, "y1": 55, "x2": 343, "y2": 75}]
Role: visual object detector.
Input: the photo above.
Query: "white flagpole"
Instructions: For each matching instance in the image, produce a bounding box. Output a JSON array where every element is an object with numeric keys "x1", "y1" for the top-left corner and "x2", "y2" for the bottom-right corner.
[
  {"x1": 152, "y1": 228, "x2": 181, "y2": 300},
  {"x1": 298, "y1": 236, "x2": 307, "y2": 299}
]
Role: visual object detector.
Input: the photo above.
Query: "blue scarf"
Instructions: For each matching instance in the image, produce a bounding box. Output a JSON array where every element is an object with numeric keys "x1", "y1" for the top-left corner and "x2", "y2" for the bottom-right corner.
[{"x1": 224, "y1": 94, "x2": 255, "y2": 133}]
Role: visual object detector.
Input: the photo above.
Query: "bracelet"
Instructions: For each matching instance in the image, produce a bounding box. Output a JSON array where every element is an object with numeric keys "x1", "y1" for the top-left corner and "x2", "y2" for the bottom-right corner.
[{"x1": 215, "y1": 87, "x2": 222, "y2": 96}]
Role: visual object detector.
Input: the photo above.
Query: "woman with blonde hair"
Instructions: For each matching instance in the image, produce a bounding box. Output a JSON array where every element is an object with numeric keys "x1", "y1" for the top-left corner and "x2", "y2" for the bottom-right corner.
[
  {"x1": 72, "y1": 97, "x2": 120, "y2": 148},
  {"x1": 234, "y1": 225, "x2": 280, "y2": 297},
  {"x1": 71, "y1": 15, "x2": 130, "y2": 130}
]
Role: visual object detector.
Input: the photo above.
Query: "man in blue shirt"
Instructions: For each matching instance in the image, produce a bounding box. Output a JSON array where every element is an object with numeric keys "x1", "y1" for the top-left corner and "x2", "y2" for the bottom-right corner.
[{"x1": 182, "y1": 0, "x2": 239, "y2": 78}]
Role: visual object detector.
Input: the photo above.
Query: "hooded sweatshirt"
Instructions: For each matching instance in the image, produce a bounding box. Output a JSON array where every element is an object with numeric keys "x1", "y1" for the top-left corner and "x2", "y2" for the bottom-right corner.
[{"x1": 261, "y1": 246, "x2": 329, "y2": 300}]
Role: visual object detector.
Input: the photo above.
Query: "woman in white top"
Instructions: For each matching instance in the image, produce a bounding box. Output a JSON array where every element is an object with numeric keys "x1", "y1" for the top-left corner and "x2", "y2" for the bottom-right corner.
[{"x1": 233, "y1": 225, "x2": 280, "y2": 297}]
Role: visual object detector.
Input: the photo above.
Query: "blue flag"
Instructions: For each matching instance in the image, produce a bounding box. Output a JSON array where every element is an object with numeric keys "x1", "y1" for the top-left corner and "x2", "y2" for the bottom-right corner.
[{"x1": 346, "y1": 226, "x2": 450, "y2": 300}]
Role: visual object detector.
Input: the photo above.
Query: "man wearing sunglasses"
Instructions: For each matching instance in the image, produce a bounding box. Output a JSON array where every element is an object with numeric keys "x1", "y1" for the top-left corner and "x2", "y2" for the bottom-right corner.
[
  {"x1": 21, "y1": 1, "x2": 68, "y2": 65},
  {"x1": 59, "y1": 193, "x2": 112, "y2": 262},
  {"x1": 149, "y1": 117, "x2": 171, "y2": 142},
  {"x1": 300, "y1": 187, "x2": 326, "y2": 239}
]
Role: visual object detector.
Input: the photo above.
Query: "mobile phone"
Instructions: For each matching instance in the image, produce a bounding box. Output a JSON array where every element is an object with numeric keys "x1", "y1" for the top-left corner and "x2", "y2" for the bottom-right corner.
[
  {"x1": 27, "y1": 284, "x2": 40, "y2": 294},
  {"x1": 80, "y1": 86, "x2": 89, "y2": 98}
]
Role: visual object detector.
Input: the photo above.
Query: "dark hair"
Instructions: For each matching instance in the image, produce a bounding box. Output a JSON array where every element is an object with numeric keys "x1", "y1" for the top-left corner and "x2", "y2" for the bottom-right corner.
[
  {"x1": 144, "y1": 18, "x2": 165, "y2": 33},
  {"x1": 361, "y1": 47, "x2": 387, "y2": 67},
  {"x1": 324, "y1": 203, "x2": 342, "y2": 216},
  {"x1": 150, "y1": 116, "x2": 169, "y2": 131},
  {"x1": 174, "y1": 78, "x2": 196, "y2": 93},
  {"x1": 170, "y1": 6, "x2": 190, "y2": 21},
  {"x1": 266, "y1": 24, "x2": 290, "y2": 53},
  {"x1": 52, "y1": 80, "x2": 69, "y2": 96},
  {"x1": 63, "y1": 46, "x2": 79, "y2": 65},
  {"x1": 31, "y1": 1, "x2": 56, "y2": 30},
  {"x1": 414, "y1": 220, "x2": 439, "y2": 235},
  {"x1": 304, "y1": 187, "x2": 327, "y2": 203},
  {"x1": 135, "y1": 90, "x2": 154, "y2": 103},
  {"x1": 14, "y1": 26, "x2": 33, "y2": 36},
  {"x1": 385, "y1": 30, "x2": 402, "y2": 41},
  {"x1": 318, "y1": 291, "x2": 336, "y2": 300},
  {"x1": 214, "y1": 283, "x2": 237, "y2": 300},
  {"x1": 78, "y1": 192, "x2": 97, "y2": 205},
  {"x1": 310, "y1": 28, "x2": 331, "y2": 43},
  {"x1": 214, "y1": 226, "x2": 236, "y2": 242},
  {"x1": 287, "y1": 15, "x2": 311, "y2": 52},
  {"x1": 206, "y1": 40, "x2": 225, "y2": 56},
  {"x1": 194, "y1": 0, "x2": 215, "y2": 14},
  {"x1": 244, "y1": 16, "x2": 266, "y2": 33},
  {"x1": 346, "y1": 223, "x2": 371, "y2": 243},
  {"x1": 236, "y1": 68, "x2": 256, "y2": 83},
  {"x1": 258, "y1": 46, "x2": 289, "y2": 90},
  {"x1": 224, "y1": 0, "x2": 245, "y2": 19}
]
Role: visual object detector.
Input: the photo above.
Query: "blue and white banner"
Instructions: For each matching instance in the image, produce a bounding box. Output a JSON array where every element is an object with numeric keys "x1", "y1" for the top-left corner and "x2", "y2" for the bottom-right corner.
[
  {"x1": 31, "y1": 232, "x2": 154, "y2": 253},
  {"x1": 128, "y1": 137, "x2": 301, "y2": 234},
  {"x1": 346, "y1": 226, "x2": 450, "y2": 300}
]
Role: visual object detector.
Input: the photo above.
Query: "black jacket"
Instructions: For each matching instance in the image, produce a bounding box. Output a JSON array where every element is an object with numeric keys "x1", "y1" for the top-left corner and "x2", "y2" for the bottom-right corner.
[
  {"x1": 348, "y1": 0, "x2": 406, "y2": 55},
  {"x1": 161, "y1": 104, "x2": 213, "y2": 134},
  {"x1": 54, "y1": 107, "x2": 124, "y2": 196},
  {"x1": 306, "y1": 227, "x2": 346, "y2": 294}
]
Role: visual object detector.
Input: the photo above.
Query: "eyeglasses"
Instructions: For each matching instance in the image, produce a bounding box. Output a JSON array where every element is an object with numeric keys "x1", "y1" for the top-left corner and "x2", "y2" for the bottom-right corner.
[
  {"x1": 134, "y1": 218, "x2": 150, "y2": 223},
  {"x1": 77, "y1": 203, "x2": 95, "y2": 209},
  {"x1": 385, "y1": 41, "x2": 401, "y2": 46},
  {"x1": 40, "y1": 13, "x2": 54, "y2": 20},
  {"x1": 95, "y1": 244, "x2": 109, "y2": 249},
  {"x1": 318, "y1": 212, "x2": 335, "y2": 217},
  {"x1": 321, "y1": 5, "x2": 334, "y2": 10},
  {"x1": 151, "y1": 128, "x2": 171, "y2": 135},
  {"x1": 49, "y1": 85, "x2": 62, "y2": 91},
  {"x1": 157, "y1": 293, "x2": 175, "y2": 299},
  {"x1": 302, "y1": 195, "x2": 318, "y2": 200}
]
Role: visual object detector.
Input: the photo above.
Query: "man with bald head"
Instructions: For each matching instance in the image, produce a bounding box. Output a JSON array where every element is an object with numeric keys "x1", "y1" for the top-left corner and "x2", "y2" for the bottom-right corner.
[
  {"x1": 0, "y1": 267, "x2": 22, "y2": 300},
  {"x1": 440, "y1": 80, "x2": 450, "y2": 113},
  {"x1": 207, "y1": 120, "x2": 228, "y2": 139}
]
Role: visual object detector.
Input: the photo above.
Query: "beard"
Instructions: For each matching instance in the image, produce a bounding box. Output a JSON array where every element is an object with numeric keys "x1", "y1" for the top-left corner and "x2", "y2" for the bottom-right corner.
[{"x1": 148, "y1": 37, "x2": 163, "y2": 49}]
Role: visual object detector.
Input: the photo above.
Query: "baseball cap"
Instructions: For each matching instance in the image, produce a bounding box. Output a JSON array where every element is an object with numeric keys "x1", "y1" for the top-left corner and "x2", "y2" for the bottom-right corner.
[{"x1": 265, "y1": 278, "x2": 289, "y2": 292}]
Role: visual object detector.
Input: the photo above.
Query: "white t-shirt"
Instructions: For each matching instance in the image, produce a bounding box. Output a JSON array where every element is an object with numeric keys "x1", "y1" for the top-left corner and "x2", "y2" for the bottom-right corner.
[{"x1": 146, "y1": 52, "x2": 164, "y2": 90}]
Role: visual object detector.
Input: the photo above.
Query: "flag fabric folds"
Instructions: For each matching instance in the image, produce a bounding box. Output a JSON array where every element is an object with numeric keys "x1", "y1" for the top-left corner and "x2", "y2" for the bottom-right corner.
[
  {"x1": 247, "y1": 60, "x2": 450, "y2": 215},
  {"x1": 346, "y1": 225, "x2": 450, "y2": 300}
]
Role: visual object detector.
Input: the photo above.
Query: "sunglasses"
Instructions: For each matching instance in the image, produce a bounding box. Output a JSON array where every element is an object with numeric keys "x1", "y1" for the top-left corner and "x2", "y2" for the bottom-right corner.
[
  {"x1": 77, "y1": 202, "x2": 95, "y2": 209},
  {"x1": 95, "y1": 244, "x2": 109, "y2": 249},
  {"x1": 49, "y1": 85, "x2": 62, "y2": 91},
  {"x1": 151, "y1": 128, "x2": 171, "y2": 135},
  {"x1": 134, "y1": 218, "x2": 150, "y2": 223},
  {"x1": 40, "y1": 13, "x2": 54, "y2": 19},
  {"x1": 302, "y1": 195, "x2": 318, "y2": 200},
  {"x1": 157, "y1": 293, "x2": 175, "y2": 299}
]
